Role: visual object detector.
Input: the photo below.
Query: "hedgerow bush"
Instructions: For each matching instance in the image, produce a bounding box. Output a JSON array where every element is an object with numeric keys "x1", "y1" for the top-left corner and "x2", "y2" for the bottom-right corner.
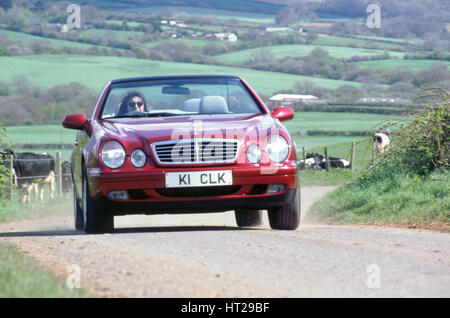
[
  {"x1": 0, "y1": 124, "x2": 11, "y2": 201},
  {"x1": 372, "y1": 88, "x2": 449, "y2": 177}
]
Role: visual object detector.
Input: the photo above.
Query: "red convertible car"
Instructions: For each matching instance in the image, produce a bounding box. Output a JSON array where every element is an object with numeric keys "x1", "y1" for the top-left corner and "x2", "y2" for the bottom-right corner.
[{"x1": 63, "y1": 75, "x2": 300, "y2": 233}]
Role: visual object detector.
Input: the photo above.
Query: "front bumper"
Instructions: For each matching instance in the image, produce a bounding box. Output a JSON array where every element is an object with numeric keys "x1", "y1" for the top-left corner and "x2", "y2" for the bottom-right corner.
[
  {"x1": 87, "y1": 164, "x2": 299, "y2": 215},
  {"x1": 93, "y1": 188, "x2": 298, "y2": 215}
]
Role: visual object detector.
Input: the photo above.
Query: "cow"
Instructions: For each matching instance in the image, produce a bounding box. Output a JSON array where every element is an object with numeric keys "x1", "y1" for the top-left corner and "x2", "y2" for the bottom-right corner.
[
  {"x1": 61, "y1": 160, "x2": 73, "y2": 193},
  {"x1": 373, "y1": 132, "x2": 390, "y2": 155},
  {"x1": 2, "y1": 149, "x2": 56, "y2": 203},
  {"x1": 299, "y1": 153, "x2": 324, "y2": 170},
  {"x1": 299, "y1": 153, "x2": 350, "y2": 170}
]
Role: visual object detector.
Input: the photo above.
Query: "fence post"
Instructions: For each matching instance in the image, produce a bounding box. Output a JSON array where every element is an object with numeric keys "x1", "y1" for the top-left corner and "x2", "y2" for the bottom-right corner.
[
  {"x1": 8, "y1": 155, "x2": 13, "y2": 201},
  {"x1": 56, "y1": 152, "x2": 62, "y2": 197},
  {"x1": 350, "y1": 142, "x2": 355, "y2": 171},
  {"x1": 302, "y1": 147, "x2": 306, "y2": 171},
  {"x1": 324, "y1": 147, "x2": 330, "y2": 171}
]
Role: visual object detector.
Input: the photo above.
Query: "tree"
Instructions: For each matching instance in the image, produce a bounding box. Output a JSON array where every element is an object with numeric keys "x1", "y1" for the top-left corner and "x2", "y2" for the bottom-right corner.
[
  {"x1": 247, "y1": 48, "x2": 275, "y2": 66},
  {"x1": 0, "y1": 0, "x2": 12, "y2": 11}
]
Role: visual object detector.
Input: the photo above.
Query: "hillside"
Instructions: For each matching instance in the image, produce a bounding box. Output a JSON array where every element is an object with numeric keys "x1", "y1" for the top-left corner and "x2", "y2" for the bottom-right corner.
[{"x1": 0, "y1": 54, "x2": 364, "y2": 95}]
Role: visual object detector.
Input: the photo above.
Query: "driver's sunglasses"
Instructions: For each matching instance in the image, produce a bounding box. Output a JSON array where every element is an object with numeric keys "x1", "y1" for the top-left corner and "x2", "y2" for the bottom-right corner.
[{"x1": 128, "y1": 101, "x2": 144, "y2": 107}]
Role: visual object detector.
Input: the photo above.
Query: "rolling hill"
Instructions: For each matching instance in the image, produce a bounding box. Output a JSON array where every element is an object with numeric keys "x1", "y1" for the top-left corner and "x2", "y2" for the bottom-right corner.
[{"x1": 0, "y1": 54, "x2": 366, "y2": 95}]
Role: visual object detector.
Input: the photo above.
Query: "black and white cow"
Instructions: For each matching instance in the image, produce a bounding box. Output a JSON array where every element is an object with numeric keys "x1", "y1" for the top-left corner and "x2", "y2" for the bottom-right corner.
[
  {"x1": 299, "y1": 152, "x2": 350, "y2": 170},
  {"x1": 299, "y1": 153, "x2": 323, "y2": 170},
  {"x1": 2, "y1": 149, "x2": 55, "y2": 202},
  {"x1": 373, "y1": 132, "x2": 390, "y2": 155},
  {"x1": 322, "y1": 156, "x2": 351, "y2": 169}
]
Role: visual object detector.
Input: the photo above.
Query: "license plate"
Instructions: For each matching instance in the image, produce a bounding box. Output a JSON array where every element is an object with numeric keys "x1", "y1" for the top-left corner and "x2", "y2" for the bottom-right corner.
[{"x1": 165, "y1": 170, "x2": 233, "y2": 188}]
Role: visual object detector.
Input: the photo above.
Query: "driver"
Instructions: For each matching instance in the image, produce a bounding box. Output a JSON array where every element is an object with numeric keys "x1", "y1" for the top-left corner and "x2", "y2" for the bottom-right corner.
[{"x1": 118, "y1": 91, "x2": 148, "y2": 115}]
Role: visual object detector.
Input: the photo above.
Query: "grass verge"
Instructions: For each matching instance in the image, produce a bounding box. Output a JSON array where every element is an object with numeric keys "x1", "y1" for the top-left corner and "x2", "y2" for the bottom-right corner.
[
  {"x1": 308, "y1": 171, "x2": 450, "y2": 232},
  {"x1": 299, "y1": 169, "x2": 358, "y2": 186},
  {"x1": 0, "y1": 244, "x2": 93, "y2": 297},
  {"x1": 0, "y1": 193, "x2": 94, "y2": 297},
  {"x1": 0, "y1": 194, "x2": 72, "y2": 223}
]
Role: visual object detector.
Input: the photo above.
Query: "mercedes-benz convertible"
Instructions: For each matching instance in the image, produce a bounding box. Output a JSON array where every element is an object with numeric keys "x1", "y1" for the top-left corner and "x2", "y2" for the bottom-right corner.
[{"x1": 62, "y1": 75, "x2": 300, "y2": 233}]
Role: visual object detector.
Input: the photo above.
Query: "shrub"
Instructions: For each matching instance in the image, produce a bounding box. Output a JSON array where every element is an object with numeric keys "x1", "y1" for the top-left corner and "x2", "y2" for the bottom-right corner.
[
  {"x1": 0, "y1": 124, "x2": 12, "y2": 201},
  {"x1": 382, "y1": 88, "x2": 449, "y2": 175}
]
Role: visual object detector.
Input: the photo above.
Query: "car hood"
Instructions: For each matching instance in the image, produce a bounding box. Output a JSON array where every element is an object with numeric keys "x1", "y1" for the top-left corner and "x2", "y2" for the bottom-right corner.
[{"x1": 97, "y1": 114, "x2": 284, "y2": 145}]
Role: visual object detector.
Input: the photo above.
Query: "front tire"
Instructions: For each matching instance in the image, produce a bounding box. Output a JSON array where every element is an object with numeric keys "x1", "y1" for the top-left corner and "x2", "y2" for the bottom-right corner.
[
  {"x1": 235, "y1": 209, "x2": 262, "y2": 227},
  {"x1": 82, "y1": 165, "x2": 114, "y2": 234},
  {"x1": 268, "y1": 186, "x2": 301, "y2": 230}
]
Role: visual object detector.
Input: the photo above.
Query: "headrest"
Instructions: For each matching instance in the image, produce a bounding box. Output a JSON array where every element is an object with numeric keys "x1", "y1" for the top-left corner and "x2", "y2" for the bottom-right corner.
[
  {"x1": 199, "y1": 96, "x2": 229, "y2": 114},
  {"x1": 182, "y1": 98, "x2": 201, "y2": 112}
]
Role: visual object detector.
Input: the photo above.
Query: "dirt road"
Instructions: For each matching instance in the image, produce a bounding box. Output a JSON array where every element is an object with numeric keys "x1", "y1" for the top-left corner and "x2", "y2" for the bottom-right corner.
[{"x1": 0, "y1": 186, "x2": 449, "y2": 297}]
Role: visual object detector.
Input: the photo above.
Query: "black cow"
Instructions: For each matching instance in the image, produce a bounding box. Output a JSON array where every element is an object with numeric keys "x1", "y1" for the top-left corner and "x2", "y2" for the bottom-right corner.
[{"x1": 2, "y1": 149, "x2": 55, "y2": 202}]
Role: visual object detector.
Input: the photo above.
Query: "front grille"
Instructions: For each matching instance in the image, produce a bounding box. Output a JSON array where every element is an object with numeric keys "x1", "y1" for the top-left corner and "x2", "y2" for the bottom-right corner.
[{"x1": 152, "y1": 138, "x2": 240, "y2": 165}]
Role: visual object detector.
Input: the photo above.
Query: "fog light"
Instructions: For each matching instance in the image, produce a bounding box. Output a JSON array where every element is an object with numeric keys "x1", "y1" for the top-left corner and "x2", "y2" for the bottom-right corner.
[
  {"x1": 109, "y1": 190, "x2": 128, "y2": 200},
  {"x1": 267, "y1": 184, "x2": 286, "y2": 194}
]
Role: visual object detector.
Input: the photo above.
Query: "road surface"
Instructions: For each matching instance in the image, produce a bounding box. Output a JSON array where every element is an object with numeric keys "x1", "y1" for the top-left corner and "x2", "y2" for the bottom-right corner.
[{"x1": 0, "y1": 186, "x2": 448, "y2": 297}]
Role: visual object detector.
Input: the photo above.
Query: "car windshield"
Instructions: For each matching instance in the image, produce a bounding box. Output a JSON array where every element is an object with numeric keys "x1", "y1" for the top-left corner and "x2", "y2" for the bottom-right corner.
[{"x1": 100, "y1": 78, "x2": 263, "y2": 119}]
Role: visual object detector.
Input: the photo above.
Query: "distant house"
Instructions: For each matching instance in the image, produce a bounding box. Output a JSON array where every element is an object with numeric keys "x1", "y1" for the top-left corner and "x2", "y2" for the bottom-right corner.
[
  {"x1": 264, "y1": 26, "x2": 293, "y2": 32},
  {"x1": 214, "y1": 32, "x2": 238, "y2": 42},
  {"x1": 60, "y1": 24, "x2": 69, "y2": 33},
  {"x1": 270, "y1": 94, "x2": 323, "y2": 106},
  {"x1": 160, "y1": 20, "x2": 186, "y2": 28},
  {"x1": 48, "y1": 23, "x2": 69, "y2": 33}
]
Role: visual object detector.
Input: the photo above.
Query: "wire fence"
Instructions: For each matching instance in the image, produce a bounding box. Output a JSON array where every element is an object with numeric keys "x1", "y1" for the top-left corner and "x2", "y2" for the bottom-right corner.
[
  {"x1": 297, "y1": 140, "x2": 378, "y2": 172},
  {"x1": 1, "y1": 152, "x2": 73, "y2": 201}
]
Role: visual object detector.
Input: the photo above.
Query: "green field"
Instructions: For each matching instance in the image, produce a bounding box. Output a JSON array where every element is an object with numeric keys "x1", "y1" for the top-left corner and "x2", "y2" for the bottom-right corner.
[
  {"x1": 286, "y1": 111, "x2": 402, "y2": 161},
  {"x1": 0, "y1": 54, "x2": 364, "y2": 95},
  {"x1": 146, "y1": 38, "x2": 210, "y2": 48},
  {"x1": 312, "y1": 34, "x2": 403, "y2": 50},
  {"x1": 0, "y1": 29, "x2": 101, "y2": 49},
  {"x1": 283, "y1": 111, "x2": 403, "y2": 134},
  {"x1": 5, "y1": 125, "x2": 76, "y2": 161},
  {"x1": 78, "y1": 29, "x2": 144, "y2": 41},
  {"x1": 5, "y1": 125, "x2": 76, "y2": 144},
  {"x1": 214, "y1": 44, "x2": 405, "y2": 64},
  {"x1": 355, "y1": 59, "x2": 450, "y2": 72},
  {"x1": 356, "y1": 35, "x2": 423, "y2": 45}
]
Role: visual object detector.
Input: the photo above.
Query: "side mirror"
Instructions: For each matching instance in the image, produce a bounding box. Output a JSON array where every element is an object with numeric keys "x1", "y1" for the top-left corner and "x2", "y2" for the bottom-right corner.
[
  {"x1": 62, "y1": 114, "x2": 87, "y2": 130},
  {"x1": 271, "y1": 106, "x2": 294, "y2": 122}
]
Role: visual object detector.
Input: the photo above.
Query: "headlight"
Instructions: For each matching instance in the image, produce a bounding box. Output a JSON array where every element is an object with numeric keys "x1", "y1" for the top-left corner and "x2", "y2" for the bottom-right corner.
[
  {"x1": 101, "y1": 140, "x2": 125, "y2": 169},
  {"x1": 266, "y1": 134, "x2": 289, "y2": 163},
  {"x1": 246, "y1": 144, "x2": 262, "y2": 164},
  {"x1": 130, "y1": 148, "x2": 146, "y2": 168}
]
